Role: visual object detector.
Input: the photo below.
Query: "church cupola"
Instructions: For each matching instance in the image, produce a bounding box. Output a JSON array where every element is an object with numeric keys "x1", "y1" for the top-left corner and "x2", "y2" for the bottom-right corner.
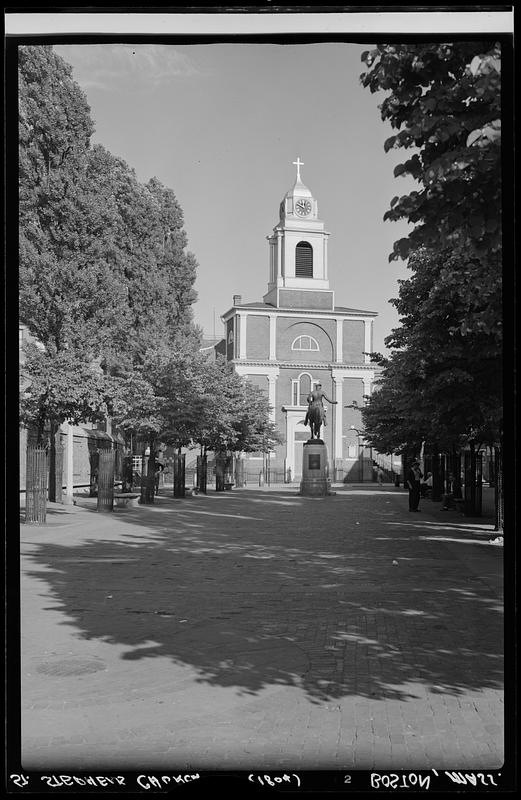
[
  {"x1": 279, "y1": 157, "x2": 317, "y2": 222},
  {"x1": 264, "y1": 158, "x2": 334, "y2": 311}
]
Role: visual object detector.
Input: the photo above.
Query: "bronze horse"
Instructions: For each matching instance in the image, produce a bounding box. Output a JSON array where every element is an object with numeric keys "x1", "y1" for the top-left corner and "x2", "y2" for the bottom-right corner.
[{"x1": 306, "y1": 401, "x2": 325, "y2": 441}]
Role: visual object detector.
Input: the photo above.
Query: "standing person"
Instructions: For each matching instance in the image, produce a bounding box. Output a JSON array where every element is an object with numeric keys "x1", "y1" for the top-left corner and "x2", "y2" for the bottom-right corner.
[
  {"x1": 377, "y1": 466, "x2": 385, "y2": 485},
  {"x1": 154, "y1": 457, "x2": 165, "y2": 495},
  {"x1": 407, "y1": 460, "x2": 423, "y2": 511}
]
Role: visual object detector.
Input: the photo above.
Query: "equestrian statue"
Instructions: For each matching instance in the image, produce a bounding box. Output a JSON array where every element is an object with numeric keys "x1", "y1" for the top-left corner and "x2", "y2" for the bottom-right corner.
[{"x1": 303, "y1": 383, "x2": 337, "y2": 441}]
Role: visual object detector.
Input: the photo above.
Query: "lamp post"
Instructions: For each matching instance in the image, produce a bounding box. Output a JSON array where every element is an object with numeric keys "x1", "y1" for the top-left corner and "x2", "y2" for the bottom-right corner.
[{"x1": 350, "y1": 426, "x2": 363, "y2": 483}]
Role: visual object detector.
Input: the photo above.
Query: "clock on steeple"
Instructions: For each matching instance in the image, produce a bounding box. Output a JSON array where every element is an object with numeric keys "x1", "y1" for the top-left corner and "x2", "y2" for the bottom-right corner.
[{"x1": 295, "y1": 198, "x2": 312, "y2": 217}]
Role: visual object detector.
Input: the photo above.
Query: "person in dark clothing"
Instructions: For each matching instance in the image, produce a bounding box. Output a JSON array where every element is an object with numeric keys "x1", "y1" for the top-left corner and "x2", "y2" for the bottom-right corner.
[
  {"x1": 154, "y1": 459, "x2": 165, "y2": 495},
  {"x1": 407, "y1": 460, "x2": 423, "y2": 511}
]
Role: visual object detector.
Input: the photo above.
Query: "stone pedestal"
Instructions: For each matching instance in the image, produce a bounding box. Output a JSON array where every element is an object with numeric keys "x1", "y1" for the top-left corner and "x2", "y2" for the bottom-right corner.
[{"x1": 299, "y1": 440, "x2": 331, "y2": 497}]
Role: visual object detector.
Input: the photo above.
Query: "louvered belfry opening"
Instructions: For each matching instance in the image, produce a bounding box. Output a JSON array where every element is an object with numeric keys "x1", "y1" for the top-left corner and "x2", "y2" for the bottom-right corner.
[{"x1": 295, "y1": 241, "x2": 313, "y2": 277}]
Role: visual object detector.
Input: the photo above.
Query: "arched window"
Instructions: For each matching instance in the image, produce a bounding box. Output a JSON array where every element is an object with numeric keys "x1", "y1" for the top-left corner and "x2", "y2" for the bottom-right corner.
[
  {"x1": 295, "y1": 241, "x2": 313, "y2": 277},
  {"x1": 292, "y1": 373, "x2": 312, "y2": 406},
  {"x1": 292, "y1": 335, "x2": 319, "y2": 351},
  {"x1": 299, "y1": 373, "x2": 312, "y2": 401}
]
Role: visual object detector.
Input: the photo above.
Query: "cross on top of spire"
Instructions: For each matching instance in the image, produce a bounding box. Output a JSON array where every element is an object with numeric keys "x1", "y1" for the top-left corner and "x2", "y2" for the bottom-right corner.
[{"x1": 293, "y1": 157, "x2": 304, "y2": 182}]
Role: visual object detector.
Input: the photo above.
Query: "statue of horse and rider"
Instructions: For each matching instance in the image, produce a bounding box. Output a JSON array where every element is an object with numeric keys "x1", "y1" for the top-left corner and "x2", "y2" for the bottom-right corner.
[{"x1": 302, "y1": 384, "x2": 338, "y2": 441}]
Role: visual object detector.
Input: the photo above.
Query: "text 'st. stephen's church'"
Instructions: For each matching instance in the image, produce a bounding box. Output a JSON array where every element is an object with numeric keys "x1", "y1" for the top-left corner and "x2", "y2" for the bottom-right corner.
[{"x1": 216, "y1": 159, "x2": 380, "y2": 481}]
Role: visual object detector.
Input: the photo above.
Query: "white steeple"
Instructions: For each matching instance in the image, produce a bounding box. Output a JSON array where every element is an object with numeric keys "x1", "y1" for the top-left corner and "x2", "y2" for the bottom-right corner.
[{"x1": 264, "y1": 159, "x2": 333, "y2": 310}]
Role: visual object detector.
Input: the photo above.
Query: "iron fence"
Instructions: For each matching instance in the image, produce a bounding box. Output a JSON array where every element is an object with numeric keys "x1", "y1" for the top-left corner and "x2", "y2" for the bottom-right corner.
[
  {"x1": 97, "y1": 450, "x2": 115, "y2": 512},
  {"x1": 25, "y1": 446, "x2": 48, "y2": 524}
]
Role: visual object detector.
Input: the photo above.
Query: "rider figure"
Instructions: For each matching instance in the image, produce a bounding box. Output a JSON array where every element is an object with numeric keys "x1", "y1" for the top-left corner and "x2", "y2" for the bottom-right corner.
[{"x1": 304, "y1": 383, "x2": 338, "y2": 428}]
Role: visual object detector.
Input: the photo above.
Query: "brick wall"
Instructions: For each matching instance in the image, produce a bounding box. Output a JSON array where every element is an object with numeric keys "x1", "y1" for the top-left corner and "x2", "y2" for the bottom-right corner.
[
  {"x1": 246, "y1": 315, "x2": 270, "y2": 360},
  {"x1": 343, "y1": 320, "x2": 365, "y2": 363},
  {"x1": 277, "y1": 318, "x2": 335, "y2": 362},
  {"x1": 279, "y1": 289, "x2": 334, "y2": 310}
]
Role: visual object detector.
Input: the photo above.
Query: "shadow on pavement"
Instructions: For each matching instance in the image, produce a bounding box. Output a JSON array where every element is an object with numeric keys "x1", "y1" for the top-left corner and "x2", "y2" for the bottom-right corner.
[{"x1": 23, "y1": 488, "x2": 503, "y2": 704}]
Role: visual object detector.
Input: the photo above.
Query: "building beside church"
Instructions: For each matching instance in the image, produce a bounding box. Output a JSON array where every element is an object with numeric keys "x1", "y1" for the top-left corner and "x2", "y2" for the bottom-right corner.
[{"x1": 216, "y1": 159, "x2": 381, "y2": 482}]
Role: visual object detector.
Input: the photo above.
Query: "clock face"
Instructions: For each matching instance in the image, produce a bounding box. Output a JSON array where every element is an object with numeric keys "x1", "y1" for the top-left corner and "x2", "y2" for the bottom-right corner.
[{"x1": 295, "y1": 199, "x2": 312, "y2": 216}]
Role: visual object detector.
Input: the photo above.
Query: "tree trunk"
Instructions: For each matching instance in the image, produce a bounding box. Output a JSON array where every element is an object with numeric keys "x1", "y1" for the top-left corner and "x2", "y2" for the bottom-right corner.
[
  {"x1": 139, "y1": 440, "x2": 156, "y2": 505},
  {"x1": 47, "y1": 420, "x2": 58, "y2": 502},
  {"x1": 451, "y1": 446, "x2": 462, "y2": 499},
  {"x1": 36, "y1": 412, "x2": 46, "y2": 447},
  {"x1": 431, "y1": 450, "x2": 442, "y2": 501},
  {"x1": 469, "y1": 440, "x2": 477, "y2": 515}
]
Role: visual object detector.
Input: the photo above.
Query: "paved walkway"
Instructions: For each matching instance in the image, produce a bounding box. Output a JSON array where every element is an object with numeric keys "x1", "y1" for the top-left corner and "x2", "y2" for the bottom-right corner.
[{"x1": 19, "y1": 484, "x2": 503, "y2": 771}]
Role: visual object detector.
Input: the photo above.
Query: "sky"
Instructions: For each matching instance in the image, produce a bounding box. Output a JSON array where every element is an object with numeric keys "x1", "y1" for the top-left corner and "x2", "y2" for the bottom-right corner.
[{"x1": 52, "y1": 40, "x2": 417, "y2": 353}]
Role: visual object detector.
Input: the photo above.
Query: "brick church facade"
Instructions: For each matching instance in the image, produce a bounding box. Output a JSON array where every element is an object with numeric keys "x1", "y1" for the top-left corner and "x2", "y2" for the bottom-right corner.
[{"x1": 216, "y1": 160, "x2": 380, "y2": 481}]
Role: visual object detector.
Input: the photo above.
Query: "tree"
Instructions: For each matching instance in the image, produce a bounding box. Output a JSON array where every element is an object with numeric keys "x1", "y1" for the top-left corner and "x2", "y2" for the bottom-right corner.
[
  {"x1": 19, "y1": 45, "x2": 94, "y2": 204},
  {"x1": 20, "y1": 343, "x2": 109, "y2": 444},
  {"x1": 361, "y1": 351, "x2": 428, "y2": 457},
  {"x1": 19, "y1": 45, "x2": 202, "y2": 503},
  {"x1": 361, "y1": 42, "x2": 502, "y2": 347},
  {"x1": 19, "y1": 46, "x2": 200, "y2": 411},
  {"x1": 360, "y1": 43, "x2": 503, "y2": 488},
  {"x1": 360, "y1": 41, "x2": 501, "y2": 266},
  {"x1": 234, "y1": 381, "x2": 284, "y2": 455},
  {"x1": 159, "y1": 354, "x2": 283, "y2": 458},
  {"x1": 363, "y1": 248, "x2": 501, "y2": 455}
]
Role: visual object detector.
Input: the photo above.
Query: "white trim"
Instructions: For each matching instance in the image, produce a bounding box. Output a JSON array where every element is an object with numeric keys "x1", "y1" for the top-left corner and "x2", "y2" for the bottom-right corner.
[
  {"x1": 221, "y1": 307, "x2": 376, "y2": 323},
  {"x1": 282, "y1": 408, "x2": 309, "y2": 478},
  {"x1": 281, "y1": 278, "x2": 330, "y2": 289},
  {"x1": 331, "y1": 367, "x2": 379, "y2": 380},
  {"x1": 336, "y1": 318, "x2": 343, "y2": 363},
  {"x1": 291, "y1": 334, "x2": 319, "y2": 352},
  {"x1": 233, "y1": 360, "x2": 379, "y2": 372},
  {"x1": 267, "y1": 374, "x2": 278, "y2": 423},
  {"x1": 276, "y1": 229, "x2": 282, "y2": 280},
  {"x1": 239, "y1": 313, "x2": 247, "y2": 359},
  {"x1": 269, "y1": 314, "x2": 277, "y2": 360},
  {"x1": 364, "y1": 319, "x2": 372, "y2": 363},
  {"x1": 332, "y1": 375, "x2": 343, "y2": 462},
  {"x1": 324, "y1": 234, "x2": 329, "y2": 281},
  {"x1": 234, "y1": 364, "x2": 280, "y2": 379}
]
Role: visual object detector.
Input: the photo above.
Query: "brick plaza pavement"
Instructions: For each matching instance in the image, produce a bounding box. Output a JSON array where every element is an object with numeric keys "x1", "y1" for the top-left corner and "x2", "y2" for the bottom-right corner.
[{"x1": 17, "y1": 483, "x2": 504, "y2": 772}]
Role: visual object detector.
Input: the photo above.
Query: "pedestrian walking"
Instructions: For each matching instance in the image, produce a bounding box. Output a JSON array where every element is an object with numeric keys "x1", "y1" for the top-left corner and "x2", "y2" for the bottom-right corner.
[
  {"x1": 407, "y1": 460, "x2": 422, "y2": 511},
  {"x1": 377, "y1": 466, "x2": 384, "y2": 485}
]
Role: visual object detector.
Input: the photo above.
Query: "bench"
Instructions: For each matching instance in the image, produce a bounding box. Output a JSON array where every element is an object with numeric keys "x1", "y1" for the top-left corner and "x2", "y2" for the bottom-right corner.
[{"x1": 113, "y1": 493, "x2": 140, "y2": 508}]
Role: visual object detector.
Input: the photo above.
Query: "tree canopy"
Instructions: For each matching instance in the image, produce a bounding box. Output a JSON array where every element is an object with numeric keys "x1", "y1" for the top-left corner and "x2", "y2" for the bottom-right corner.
[
  {"x1": 361, "y1": 41, "x2": 501, "y2": 265},
  {"x1": 19, "y1": 45, "x2": 200, "y2": 441},
  {"x1": 360, "y1": 42, "x2": 503, "y2": 455},
  {"x1": 362, "y1": 251, "x2": 501, "y2": 455}
]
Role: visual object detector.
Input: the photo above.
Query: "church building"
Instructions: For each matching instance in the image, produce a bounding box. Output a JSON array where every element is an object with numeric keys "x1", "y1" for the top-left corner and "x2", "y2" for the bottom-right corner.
[{"x1": 217, "y1": 159, "x2": 380, "y2": 481}]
